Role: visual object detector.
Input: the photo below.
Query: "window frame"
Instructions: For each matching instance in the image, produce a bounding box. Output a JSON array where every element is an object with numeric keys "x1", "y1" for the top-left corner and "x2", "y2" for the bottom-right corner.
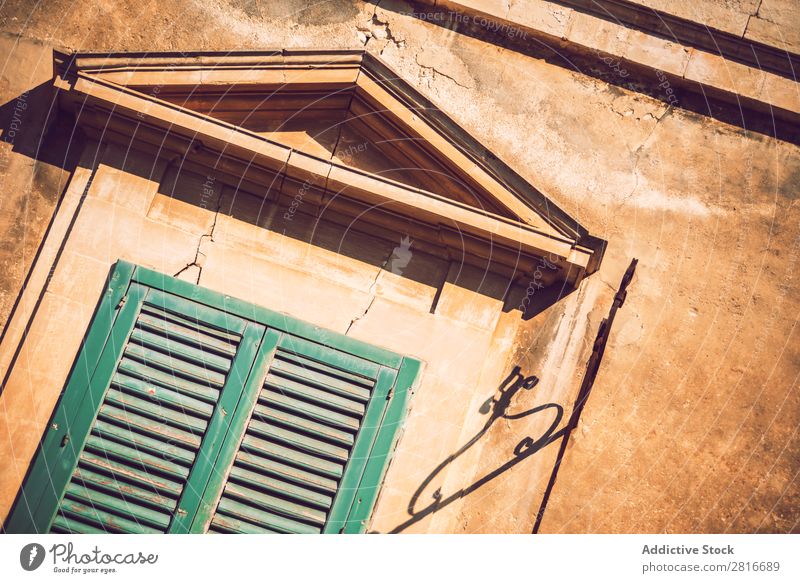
[{"x1": 5, "y1": 260, "x2": 422, "y2": 534}]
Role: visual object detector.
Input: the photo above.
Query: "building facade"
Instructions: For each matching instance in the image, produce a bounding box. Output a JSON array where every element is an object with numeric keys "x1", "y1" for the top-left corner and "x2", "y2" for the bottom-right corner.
[
  {"x1": 1, "y1": 49, "x2": 604, "y2": 533},
  {"x1": 0, "y1": 0, "x2": 798, "y2": 534}
]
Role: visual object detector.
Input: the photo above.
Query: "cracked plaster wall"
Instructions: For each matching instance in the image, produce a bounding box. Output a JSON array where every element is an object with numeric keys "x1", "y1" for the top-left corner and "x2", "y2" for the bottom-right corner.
[{"x1": 0, "y1": 0, "x2": 798, "y2": 533}]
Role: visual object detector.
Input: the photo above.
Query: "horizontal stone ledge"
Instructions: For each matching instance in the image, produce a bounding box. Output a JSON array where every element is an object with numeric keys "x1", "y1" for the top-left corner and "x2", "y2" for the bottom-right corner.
[
  {"x1": 60, "y1": 74, "x2": 596, "y2": 282},
  {"x1": 406, "y1": 0, "x2": 800, "y2": 126}
]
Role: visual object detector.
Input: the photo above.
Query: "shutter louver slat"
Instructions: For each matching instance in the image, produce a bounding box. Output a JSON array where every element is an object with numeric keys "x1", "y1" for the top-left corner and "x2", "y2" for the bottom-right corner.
[
  {"x1": 103, "y1": 388, "x2": 209, "y2": 434},
  {"x1": 260, "y1": 390, "x2": 360, "y2": 431},
  {"x1": 228, "y1": 465, "x2": 333, "y2": 509},
  {"x1": 207, "y1": 515, "x2": 276, "y2": 534},
  {"x1": 129, "y1": 328, "x2": 233, "y2": 373},
  {"x1": 71, "y1": 467, "x2": 177, "y2": 511},
  {"x1": 239, "y1": 435, "x2": 345, "y2": 479},
  {"x1": 123, "y1": 344, "x2": 228, "y2": 387},
  {"x1": 50, "y1": 513, "x2": 107, "y2": 534},
  {"x1": 58, "y1": 498, "x2": 163, "y2": 534},
  {"x1": 82, "y1": 434, "x2": 191, "y2": 480},
  {"x1": 251, "y1": 405, "x2": 355, "y2": 448},
  {"x1": 212, "y1": 498, "x2": 319, "y2": 534},
  {"x1": 49, "y1": 299, "x2": 243, "y2": 534},
  {"x1": 247, "y1": 418, "x2": 350, "y2": 461},
  {"x1": 208, "y1": 343, "x2": 378, "y2": 534},
  {"x1": 223, "y1": 481, "x2": 327, "y2": 526},
  {"x1": 63, "y1": 481, "x2": 172, "y2": 529},
  {"x1": 111, "y1": 372, "x2": 215, "y2": 417},
  {"x1": 76, "y1": 452, "x2": 185, "y2": 498},
  {"x1": 235, "y1": 452, "x2": 339, "y2": 494},
  {"x1": 269, "y1": 357, "x2": 372, "y2": 401},
  {"x1": 116, "y1": 358, "x2": 221, "y2": 404},
  {"x1": 264, "y1": 373, "x2": 367, "y2": 415},
  {"x1": 136, "y1": 306, "x2": 238, "y2": 356},
  {"x1": 96, "y1": 403, "x2": 201, "y2": 449},
  {"x1": 90, "y1": 419, "x2": 195, "y2": 465}
]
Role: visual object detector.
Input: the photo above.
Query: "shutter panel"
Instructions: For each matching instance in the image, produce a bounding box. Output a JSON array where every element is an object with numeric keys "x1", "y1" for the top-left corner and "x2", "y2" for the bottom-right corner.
[
  {"x1": 46, "y1": 289, "x2": 263, "y2": 534},
  {"x1": 203, "y1": 335, "x2": 397, "y2": 534}
]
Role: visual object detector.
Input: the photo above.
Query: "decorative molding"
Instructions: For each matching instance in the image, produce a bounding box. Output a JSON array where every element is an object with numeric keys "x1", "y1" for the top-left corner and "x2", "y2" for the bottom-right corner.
[{"x1": 54, "y1": 49, "x2": 605, "y2": 285}]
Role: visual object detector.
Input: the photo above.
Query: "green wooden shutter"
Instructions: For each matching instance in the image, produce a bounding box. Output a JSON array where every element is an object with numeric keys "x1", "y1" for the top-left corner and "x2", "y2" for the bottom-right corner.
[
  {"x1": 7, "y1": 280, "x2": 265, "y2": 534},
  {"x1": 5, "y1": 261, "x2": 421, "y2": 534},
  {"x1": 195, "y1": 334, "x2": 400, "y2": 534},
  {"x1": 51, "y1": 290, "x2": 265, "y2": 534}
]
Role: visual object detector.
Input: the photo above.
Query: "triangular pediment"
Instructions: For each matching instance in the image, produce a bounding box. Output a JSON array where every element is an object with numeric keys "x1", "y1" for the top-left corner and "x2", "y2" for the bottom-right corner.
[{"x1": 53, "y1": 50, "x2": 605, "y2": 285}]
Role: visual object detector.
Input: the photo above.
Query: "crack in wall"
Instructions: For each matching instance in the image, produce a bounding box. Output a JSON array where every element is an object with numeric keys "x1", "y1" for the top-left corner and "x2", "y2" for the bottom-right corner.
[
  {"x1": 618, "y1": 105, "x2": 673, "y2": 207},
  {"x1": 345, "y1": 295, "x2": 377, "y2": 335},
  {"x1": 743, "y1": 0, "x2": 767, "y2": 38},
  {"x1": 356, "y1": 0, "x2": 406, "y2": 48},
  {"x1": 380, "y1": 28, "x2": 406, "y2": 54},
  {"x1": 173, "y1": 190, "x2": 222, "y2": 285},
  {"x1": 415, "y1": 53, "x2": 471, "y2": 89},
  {"x1": 359, "y1": 1, "x2": 405, "y2": 53},
  {"x1": 344, "y1": 249, "x2": 392, "y2": 335}
]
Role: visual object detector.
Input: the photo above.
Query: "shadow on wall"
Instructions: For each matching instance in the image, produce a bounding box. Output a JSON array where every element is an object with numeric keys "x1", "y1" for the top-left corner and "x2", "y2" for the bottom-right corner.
[
  {"x1": 0, "y1": 82, "x2": 84, "y2": 349},
  {"x1": 0, "y1": 82, "x2": 82, "y2": 172},
  {"x1": 388, "y1": 365, "x2": 567, "y2": 533},
  {"x1": 388, "y1": 253, "x2": 633, "y2": 535}
]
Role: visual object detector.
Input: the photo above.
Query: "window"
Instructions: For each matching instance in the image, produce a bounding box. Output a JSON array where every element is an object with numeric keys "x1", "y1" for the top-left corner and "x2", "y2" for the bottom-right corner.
[{"x1": 6, "y1": 261, "x2": 420, "y2": 534}]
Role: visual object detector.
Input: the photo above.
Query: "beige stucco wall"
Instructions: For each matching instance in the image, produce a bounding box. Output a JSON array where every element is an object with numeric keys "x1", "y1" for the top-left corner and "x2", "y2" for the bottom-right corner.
[{"x1": 0, "y1": 0, "x2": 797, "y2": 533}]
